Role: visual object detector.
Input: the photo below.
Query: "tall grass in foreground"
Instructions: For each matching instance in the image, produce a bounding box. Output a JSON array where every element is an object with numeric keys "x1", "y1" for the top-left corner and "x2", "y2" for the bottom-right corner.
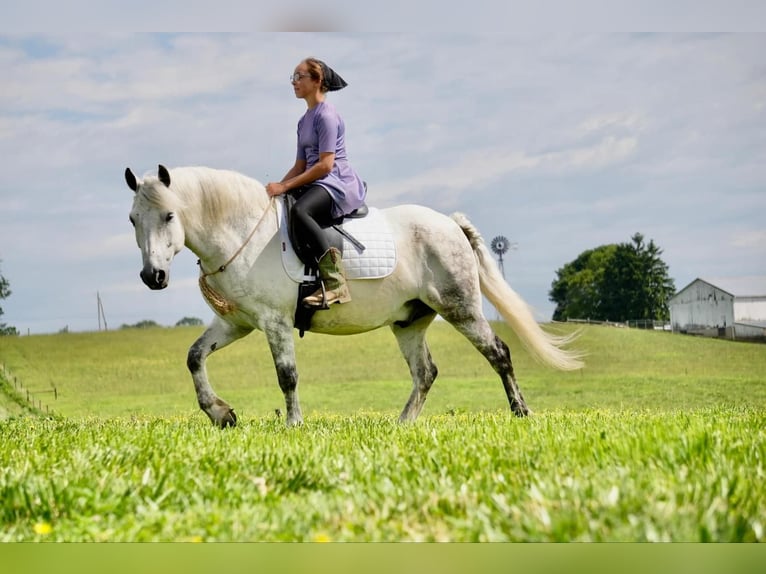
[
  {"x1": 1, "y1": 408, "x2": 764, "y2": 542},
  {"x1": 1, "y1": 324, "x2": 764, "y2": 542}
]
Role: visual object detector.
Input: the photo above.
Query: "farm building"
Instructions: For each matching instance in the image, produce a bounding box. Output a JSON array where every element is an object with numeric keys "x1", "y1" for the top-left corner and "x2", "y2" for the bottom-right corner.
[{"x1": 669, "y1": 277, "x2": 766, "y2": 341}]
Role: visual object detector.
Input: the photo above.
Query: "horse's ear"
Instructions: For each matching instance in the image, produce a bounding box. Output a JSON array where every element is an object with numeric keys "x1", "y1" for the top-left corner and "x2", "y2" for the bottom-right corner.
[
  {"x1": 125, "y1": 167, "x2": 138, "y2": 192},
  {"x1": 158, "y1": 164, "x2": 171, "y2": 187}
]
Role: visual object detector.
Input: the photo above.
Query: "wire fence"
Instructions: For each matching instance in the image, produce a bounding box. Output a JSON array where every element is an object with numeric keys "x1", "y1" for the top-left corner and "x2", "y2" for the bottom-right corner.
[
  {"x1": 563, "y1": 318, "x2": 672, "y2": 331},
  {"x1": 0, "y1": 362, "x2": 57, "y2": 417}
]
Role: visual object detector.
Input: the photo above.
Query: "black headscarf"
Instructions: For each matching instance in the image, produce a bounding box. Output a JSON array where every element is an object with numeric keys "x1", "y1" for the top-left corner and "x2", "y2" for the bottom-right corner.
[{"x1": 318, "y1": 60, "x2": 348, "y2": 92}]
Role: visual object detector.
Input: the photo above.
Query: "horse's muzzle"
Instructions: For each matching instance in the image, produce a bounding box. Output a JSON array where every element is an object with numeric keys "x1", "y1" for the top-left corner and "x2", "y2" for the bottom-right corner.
[{"x1": 140, "y1": 267, "x2": 169, "y2": 290}]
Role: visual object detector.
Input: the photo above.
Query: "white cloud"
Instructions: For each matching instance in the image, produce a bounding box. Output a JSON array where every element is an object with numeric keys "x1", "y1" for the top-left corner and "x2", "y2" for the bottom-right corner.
[
  {"x1": 579, "y1": 112, "x2": 646, "y2": 135},
  {"x1": 374, "y1": 135, "x2": 639, "y2": 208},
  {"x1": 554, "y1": 136, "x2": 638, "y2": 171},
  {"x1": 67, "y1": 233, "x2": 136, "y2": 261},
  {"x1": 731, "y1": 230, "x2": 766, "y2": 250}
]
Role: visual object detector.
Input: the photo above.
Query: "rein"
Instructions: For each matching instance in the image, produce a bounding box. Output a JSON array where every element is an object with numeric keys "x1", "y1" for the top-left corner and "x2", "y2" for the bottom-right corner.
[{"x1": 198, "y1": 197, "x2": 277, "y2": 315}]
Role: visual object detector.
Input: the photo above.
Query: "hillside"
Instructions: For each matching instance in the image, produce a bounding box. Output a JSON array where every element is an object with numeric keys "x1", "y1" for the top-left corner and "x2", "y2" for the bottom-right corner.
[{"x1": 1, "y1": 323, "x2": 765, "y2": 420}]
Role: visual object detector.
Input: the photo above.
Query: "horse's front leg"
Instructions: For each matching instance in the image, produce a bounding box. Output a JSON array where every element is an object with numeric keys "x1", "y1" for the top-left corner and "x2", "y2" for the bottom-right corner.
[
  {"x1": 187, "y1": 317, "x2": 252, "y2": 428},
  {"x1": 264, "y1": 321, "x2": 303, "y2": 427}
]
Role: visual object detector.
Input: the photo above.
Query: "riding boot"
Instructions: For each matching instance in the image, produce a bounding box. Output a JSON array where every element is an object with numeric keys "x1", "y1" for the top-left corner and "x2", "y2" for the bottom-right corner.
[{"x1": 303, "y1": 247, "x2": 351, "y2": 308}]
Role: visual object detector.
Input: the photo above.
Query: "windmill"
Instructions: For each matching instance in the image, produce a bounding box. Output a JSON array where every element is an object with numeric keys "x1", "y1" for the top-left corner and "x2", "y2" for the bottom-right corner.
[{"x1": 490, "y1": 235, "x2": 517, "y2": 280}]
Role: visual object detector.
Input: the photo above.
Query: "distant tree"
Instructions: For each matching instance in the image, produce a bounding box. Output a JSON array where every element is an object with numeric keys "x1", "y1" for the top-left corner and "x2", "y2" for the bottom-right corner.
[
  {"x1": 549, "y1": 245, "x2": 616, "y2": 321},
  {"x1": 0, "y1": 261, "x2": 19, "y2": 336},
  {"x1": 638, "y1": 234, "x2": 677, "y2": 321},
  {"x1": 175, "y1": 317, "x2": 204, "y2": 327},
  {"x1": 600, "y1": 233, "x2": 675, "y2": 321},
  {"x1": 120, "y1": 320, "x2": 162, "y2": 329},
  {"x1": 550, "y1": 233, "x2": 675, "y2": 322}
]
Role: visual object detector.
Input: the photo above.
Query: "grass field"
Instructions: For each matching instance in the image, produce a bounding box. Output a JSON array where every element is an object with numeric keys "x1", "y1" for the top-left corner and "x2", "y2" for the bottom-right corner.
[
  {"x1": 1, "y1": 322, "x2": 765, "y2": 541},
  {"x1": 2, "y1": 322, "x2": 765, "y2": 418}
]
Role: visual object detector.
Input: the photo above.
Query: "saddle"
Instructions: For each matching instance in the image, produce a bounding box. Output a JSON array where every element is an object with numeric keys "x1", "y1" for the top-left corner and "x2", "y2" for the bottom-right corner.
[
  {"x1": 284, "y1": 185, "x2": 369, "y2": 336},
  {"x1": 284, "y1": 184, "x2": 369, "y2": 266}
]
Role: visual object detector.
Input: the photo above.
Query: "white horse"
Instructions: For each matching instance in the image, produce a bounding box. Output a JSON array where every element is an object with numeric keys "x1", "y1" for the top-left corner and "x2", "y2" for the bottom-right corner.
[{"x1": 124, "y1": 165, "x2": 583, "y2": 427}]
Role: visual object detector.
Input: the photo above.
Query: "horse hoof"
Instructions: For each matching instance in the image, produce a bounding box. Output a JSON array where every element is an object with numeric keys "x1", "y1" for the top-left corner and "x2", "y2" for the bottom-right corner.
[
  {"x1": 220, "y1": 409, "x2": 238, "y2": 428},
  {"x1": 512, "y1": 403, "x2": 530, "y2": 418}
]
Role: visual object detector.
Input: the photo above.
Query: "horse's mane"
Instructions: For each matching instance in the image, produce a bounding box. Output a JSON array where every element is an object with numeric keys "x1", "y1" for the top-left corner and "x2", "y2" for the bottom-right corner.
[{"x1": 141, "y1": 166, "x2": 268, "y2": 231}]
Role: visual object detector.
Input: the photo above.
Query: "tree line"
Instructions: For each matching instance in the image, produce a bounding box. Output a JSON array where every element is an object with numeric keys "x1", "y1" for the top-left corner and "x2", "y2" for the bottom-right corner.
[{"x1": 120, "y1": 317, "x2": 204, "y2": 329}]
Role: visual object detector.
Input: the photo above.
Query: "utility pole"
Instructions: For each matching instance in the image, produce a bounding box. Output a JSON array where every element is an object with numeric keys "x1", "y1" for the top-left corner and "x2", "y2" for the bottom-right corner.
[{"x1": 97, "y1": 292, "x2": 108, "y2": 331}]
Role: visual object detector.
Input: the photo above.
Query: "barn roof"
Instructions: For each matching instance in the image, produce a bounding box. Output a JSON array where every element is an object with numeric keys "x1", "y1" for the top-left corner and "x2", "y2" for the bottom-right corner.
[
  {"x1": 673, "y1": 276, "x2": 766, "y2": 299},
  {"x1": 737, "y1": 319, "x2": 766, "y2": 329}
]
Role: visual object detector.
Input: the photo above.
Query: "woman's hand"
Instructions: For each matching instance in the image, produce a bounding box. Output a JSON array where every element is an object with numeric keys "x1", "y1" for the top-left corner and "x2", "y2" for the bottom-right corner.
[{"x1": 265, "y1": 182, "x2": 287, "y2": 197}]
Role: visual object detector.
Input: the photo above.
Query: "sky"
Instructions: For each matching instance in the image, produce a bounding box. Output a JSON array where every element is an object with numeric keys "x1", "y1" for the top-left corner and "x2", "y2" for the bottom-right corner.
[{"x1": 0, "y1": 30, "x2": 765, "y2": 335}]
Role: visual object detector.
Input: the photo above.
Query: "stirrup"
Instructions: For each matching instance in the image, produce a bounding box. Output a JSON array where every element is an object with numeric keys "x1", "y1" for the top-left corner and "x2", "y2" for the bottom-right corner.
[{"x1": 303, "y1": 281, "x2": 330, "y2": 310}]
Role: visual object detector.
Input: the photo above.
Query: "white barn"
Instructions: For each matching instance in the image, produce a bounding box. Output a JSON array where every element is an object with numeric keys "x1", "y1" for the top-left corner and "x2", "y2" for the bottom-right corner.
[{"x1": 669, "y1": 277, "x2": 766, "y2": 340}]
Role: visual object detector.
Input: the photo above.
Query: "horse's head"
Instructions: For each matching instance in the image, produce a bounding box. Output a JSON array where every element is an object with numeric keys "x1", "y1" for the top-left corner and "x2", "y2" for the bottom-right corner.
[{"x1": 125, "y1": 165, "x2": 185, "y2": 290}]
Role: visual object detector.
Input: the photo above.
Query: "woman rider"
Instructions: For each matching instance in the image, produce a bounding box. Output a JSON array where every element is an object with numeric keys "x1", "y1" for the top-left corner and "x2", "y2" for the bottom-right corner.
[{"x1": 265, "y1": 57, "x2": 366, "y2": 308}]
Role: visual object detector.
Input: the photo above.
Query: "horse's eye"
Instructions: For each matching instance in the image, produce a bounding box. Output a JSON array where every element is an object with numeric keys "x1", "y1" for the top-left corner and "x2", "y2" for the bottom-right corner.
[
  {"x1": 165, "y1": 212, "x2": 174, "y2": 223},
  {"x1": 129, "y1": 215, "x2": 135, "y2": 227}
]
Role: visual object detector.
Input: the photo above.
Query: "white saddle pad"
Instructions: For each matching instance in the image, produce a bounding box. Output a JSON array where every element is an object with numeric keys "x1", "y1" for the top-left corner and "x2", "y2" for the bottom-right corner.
[{"x1": 277, "y1": 199, "x2": 397, "y2": 283}]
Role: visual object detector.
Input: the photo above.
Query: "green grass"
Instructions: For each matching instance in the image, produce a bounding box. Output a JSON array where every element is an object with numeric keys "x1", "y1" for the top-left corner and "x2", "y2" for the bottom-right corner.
[
  {"x1": 0, "y1": 409, "x2": 763, "y2": 542},
  {"x1": 1, "y1": 323, "x2": 765, "y2": 418},
  {"x1": 1, "y1": 323, "x2": 765, "y2": 541}
]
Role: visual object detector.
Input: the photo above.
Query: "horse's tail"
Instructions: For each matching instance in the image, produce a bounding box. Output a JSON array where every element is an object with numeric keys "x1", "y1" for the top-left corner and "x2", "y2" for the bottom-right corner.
[{"x1": 451, "y1": 212, "x2": 585, "y2": 371}]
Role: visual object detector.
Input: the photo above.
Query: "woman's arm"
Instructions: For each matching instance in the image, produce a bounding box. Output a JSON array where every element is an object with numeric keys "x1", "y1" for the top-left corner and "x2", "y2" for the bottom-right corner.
[
  {"x1": 280, "y1": 160, "x2": 306, "y2": 183},
  {"x1": 266, "y1": 154, "x2": 334, "y2": 197}
]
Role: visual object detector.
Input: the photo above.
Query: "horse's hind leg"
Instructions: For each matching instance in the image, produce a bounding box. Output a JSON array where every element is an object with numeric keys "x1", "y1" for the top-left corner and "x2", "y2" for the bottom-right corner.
[
  {"x1": 187, "y1": 317, "x2": 252, "y2": 427},
  {"x1": 423, "y1": 263, "x2": 529, "y2": 416},
  {"x1": 391, "y1": 310, "x2": 439, "y2": 422},
  {"x1": 450, "y1": 314, "x2": 530, "y2": 417}
]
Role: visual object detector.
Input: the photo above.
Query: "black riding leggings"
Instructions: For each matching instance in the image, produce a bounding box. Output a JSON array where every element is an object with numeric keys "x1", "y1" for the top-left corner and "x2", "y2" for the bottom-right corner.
[{"x1": 291, "y1": 185, "x2": 335, "y2": 263}]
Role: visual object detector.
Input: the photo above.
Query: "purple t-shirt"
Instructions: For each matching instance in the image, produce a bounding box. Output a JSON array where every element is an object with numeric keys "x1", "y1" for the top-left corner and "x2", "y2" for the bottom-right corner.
[{"x1": 296, "y1": 101, "x2": 366, "y2": 217}]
